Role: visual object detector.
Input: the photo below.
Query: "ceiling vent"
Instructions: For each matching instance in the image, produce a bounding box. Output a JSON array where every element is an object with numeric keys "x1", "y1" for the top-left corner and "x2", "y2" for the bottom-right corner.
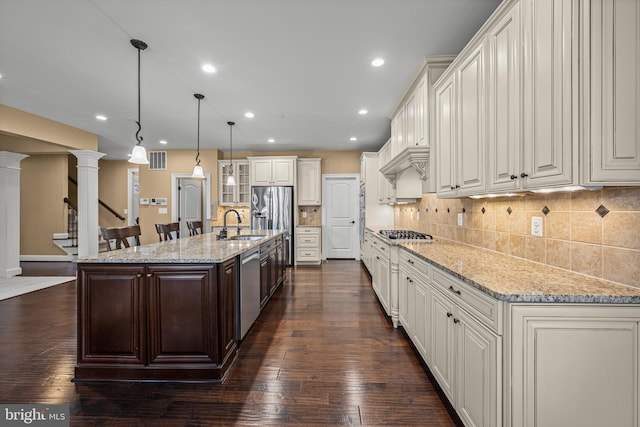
[{"x1": 148, "y1": 151, "x2": 167, "y2": 170}]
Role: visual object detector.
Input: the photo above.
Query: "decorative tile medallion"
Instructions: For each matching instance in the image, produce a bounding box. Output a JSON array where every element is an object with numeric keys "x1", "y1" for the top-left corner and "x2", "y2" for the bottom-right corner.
[
  {"x1": 542, "y1": 206, "x2": 550, "y2": 216},
  {"x1": 507, "y1": 206, "x2": 513, "y2": 215},
  {"x1": 595, "y1": 204, "x2": 610, "y2": 218},
  {"x1": 481, "y1": 207, "x2": 486, "y2": 214}
]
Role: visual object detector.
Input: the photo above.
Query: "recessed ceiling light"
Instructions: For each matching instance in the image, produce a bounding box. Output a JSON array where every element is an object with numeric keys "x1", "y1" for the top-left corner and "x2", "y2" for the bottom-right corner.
[
  {"x1": 202, "y1": 64, "x2": 217, "y2": 73},
  {"x1": 371, "y1": 58, "x2": 385, "y2": 67},
  {"x1": 159, "y1": 140, "x2": 168, "y2": 145},
  {"x1": 0, "y1": 73, "x2": 3, "y2": 79},
  {"x1": 95, "y1": 114, "x2": 107, "y2": 121},
  {"x1": 244, "y1": 112, "x2": 255, "y2": 119},
  {"x1": 267, "y1": 138, "x2": 275, "y2": 143},
  {"x1": 358, "y1": 109, "x2": 368, "y2": 115},
  {"x1": 350, "y1": 137, "x2": 358, "y2": 142}
]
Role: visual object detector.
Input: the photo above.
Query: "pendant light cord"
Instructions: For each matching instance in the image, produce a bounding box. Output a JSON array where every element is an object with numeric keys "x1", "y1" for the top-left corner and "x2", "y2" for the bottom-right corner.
[
  {"x1": 196, "y1": 96, "x2": 201, "y2": 166},
  {"x1": 228, "y1": 121, "x2": 235, "y2": 175},
  {"x1": 135, "y1": 45, "x2": 143, "y2": 145}
]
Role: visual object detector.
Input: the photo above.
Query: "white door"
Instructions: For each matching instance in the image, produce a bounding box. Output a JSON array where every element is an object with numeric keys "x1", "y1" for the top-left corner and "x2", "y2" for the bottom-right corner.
[
  {"x1": 322, "y1": 175, "x2": 359, "y2": 259},
  {"x1": 178, "y1": 178, "x2": 202, "y2": 236}
]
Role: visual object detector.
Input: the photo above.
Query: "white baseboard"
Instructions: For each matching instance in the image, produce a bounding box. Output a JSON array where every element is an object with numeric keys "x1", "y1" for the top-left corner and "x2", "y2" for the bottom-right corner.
[{"x1": 21, "y1": 254, "x2": 75, "y2": 262}]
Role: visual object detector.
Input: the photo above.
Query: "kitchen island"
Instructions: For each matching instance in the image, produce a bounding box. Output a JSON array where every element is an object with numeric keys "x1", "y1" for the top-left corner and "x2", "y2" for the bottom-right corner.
[{"x1": 74, "y1": 229, "x2": 285, "y2": 383}]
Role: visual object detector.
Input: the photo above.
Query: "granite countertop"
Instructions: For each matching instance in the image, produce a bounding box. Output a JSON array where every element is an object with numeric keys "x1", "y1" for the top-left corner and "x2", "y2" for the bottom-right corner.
[
  {"x1": 78, "y1": 229, "x2": 285, "y2": 264},
  {"x1": 366, "y1": 226, "x2": 640, "y2": 304}
]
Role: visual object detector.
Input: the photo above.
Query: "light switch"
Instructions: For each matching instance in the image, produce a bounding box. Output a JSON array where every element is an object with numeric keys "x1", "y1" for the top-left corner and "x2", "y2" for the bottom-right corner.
[{"x1": 158, "y1": 207, "x2": 168, "y2": 214}]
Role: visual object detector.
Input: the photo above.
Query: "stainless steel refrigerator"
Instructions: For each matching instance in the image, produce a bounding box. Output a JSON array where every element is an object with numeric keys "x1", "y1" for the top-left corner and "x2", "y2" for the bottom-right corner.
[{"x1": 250, "y1": 186, "x2": 294, "y2": 265}]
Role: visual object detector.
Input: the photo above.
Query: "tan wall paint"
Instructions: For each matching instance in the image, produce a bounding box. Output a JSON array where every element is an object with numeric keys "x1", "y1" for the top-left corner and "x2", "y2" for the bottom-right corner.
[
  {"x1": 394, "y1": 188, "x2": 640, "y2": 288},
  {"x1": 0, "y1": 105, "x2": 97, "y2": 151},
  {"x1": 98, "y1": 160, "x2": 130, "y2": 228},
  {"x1": 220, "y1": 150, "x2": 362, "y2": 174},
  {"x1": 137, "y1": 149, "x2": 218, "y2": 245},
  {"x1": 20, "y1": 155, "x2": 68, "y2": 255}
]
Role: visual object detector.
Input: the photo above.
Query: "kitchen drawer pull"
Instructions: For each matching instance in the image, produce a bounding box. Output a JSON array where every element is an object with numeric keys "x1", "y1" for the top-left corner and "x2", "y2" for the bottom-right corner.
[
  {"x1": 446, "y1": 312, "x2": 453, "y2": 318},
  {"x1": 453, "y1": 318, "x2": 460, "y2": 324},
  {"x1": 448, "y1": 285, "x2": 461, "y2": 295}
]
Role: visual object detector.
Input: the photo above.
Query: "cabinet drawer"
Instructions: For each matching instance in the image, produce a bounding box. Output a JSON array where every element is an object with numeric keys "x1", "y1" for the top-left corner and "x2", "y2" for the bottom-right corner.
[
  {"x1": 297, "y1": 235, "x2": 319, "y2": 246},
  {"x1": 399, "y1": 249, "x2": 432, "y2": 281},
  {"x1": 297, "y1": 227, "x2": 320, "y2": 235},
  {"x1": 432, "y1": 269, "x2": 502, "y2": 334},
  {"x1": 296, "y1": 247, "x2": 320, "y2": 261}
]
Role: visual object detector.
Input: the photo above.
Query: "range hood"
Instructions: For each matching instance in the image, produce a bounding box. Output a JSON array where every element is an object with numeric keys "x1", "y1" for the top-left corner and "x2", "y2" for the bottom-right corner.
[{"x1": 379, "y1": 146, "x2": 430, "y2": 204}]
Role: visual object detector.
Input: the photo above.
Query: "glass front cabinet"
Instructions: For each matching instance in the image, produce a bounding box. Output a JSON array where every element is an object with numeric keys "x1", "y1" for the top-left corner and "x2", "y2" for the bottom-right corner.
[{"x1": 218, "y1": 160, "x2": 250, "y2": 206}]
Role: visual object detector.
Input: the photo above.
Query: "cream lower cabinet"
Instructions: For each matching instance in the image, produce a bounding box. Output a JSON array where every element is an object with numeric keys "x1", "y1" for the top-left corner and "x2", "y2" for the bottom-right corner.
[
  {"x1": 399, "y1": 250, "x2": 432, "y2": 363},
  {"x1": 509, "y1": 305, "x2": 640, "y2": 427},
  {"x1": 295, "y1": 226, "x2": 321, "y2": 265},
  {"x1": 371, "y1": 236, "x2": 390, "y2": 316}
]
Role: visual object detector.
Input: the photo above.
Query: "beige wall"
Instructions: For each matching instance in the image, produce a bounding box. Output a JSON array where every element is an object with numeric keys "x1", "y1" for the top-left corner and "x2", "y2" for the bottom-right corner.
[
  {"x1": 0, "y1": 105, "x2": 97, "y2": 151},
  {"x1": 98, "y1": 159, "x2": 130, "y2": 228},
  {"x1": 394, "y1": 188, "x2": 640, "y2": 288},
  {"x1": 137, "y1": 149, "x2": 219, "y2": 245},
  {"x1": 20, "y1": 154, "x2": 68, "y2": 255}
]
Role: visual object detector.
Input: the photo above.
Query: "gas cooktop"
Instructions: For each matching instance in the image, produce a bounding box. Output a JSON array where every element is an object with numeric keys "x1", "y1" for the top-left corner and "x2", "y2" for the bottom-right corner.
[{"x1": 378, "y1": 229, "x2": 433, "y2": 241}]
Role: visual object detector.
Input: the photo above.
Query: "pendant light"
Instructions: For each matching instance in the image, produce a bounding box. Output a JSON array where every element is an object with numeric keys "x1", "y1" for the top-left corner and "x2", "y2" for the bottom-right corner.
[
  {"x1": 128, "y1": 39, "x2": 149, "y2": 164},
  {"x1": 191, "y1": 93, "x2": 205, "y2": 178},
  {"x1": 226, "y1": 121, "x2": 236, "y2": 186}
]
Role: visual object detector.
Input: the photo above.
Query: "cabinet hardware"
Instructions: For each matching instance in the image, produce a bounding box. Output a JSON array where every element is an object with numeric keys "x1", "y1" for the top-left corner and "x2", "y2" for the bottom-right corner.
[
  {"x1": 147, "y1": 273, "x2": 152, "y2": 277},
  {"x1": 448, "y1": 285, "x2": 461, "y2": 295},
  {"x1": 376, "y1": 256, "x2": 380, "y2": 260},
  {"x1": 447, "y1": 312, "x2": 453, "y2": 317},
  {"x1": 450, "y1": 186, "x2": 455, "y2": 190},
  {"x1": 455, "y1": 184, "x2": 460, "y2": 188},
  {"x1": 510, "y1": 174, "x2": 517, "y2": 180},
  {"x1": 137, "y1": 274, "x2": 142, "y2": 278},
  {"x1": 520, "y1": 172, "x2": 529, "y2": 178},
  {"x1": 453, "y1": 318, "x2": 460, "y2": 324}
]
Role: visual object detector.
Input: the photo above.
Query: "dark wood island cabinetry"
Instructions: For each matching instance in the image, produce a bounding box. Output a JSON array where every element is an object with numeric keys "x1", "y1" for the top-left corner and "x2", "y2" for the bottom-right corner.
[{"x1": 74, "y1": 230, "x2": 285, "y2": 383}]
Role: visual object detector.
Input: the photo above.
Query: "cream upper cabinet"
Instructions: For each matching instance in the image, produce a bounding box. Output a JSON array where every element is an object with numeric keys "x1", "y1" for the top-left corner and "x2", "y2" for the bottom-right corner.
[
  {"x1": 486, "y1": 1, "x2": 522, "y2": 193},
  {"x1": 297, "y1": 158, "x2": 321, "y2": 206},
  {"x1": 248, "y1": 156, "x2": 296, "y2": 186},
  {"x1": 436, "y1": 41, "x2": 486, "y2": 198},
  {"x1": 218, "y1": 160, "x2": 250, "y2": 206},
  {"x1": 582, "y1": 0, "x2": 640, "y2": 185},
  {"x1": 377, "y1": 141, "x2": 394, "y2": 204},
  {"x1": 390, "y1": 106, "x2": 405, "y2": 158},
  {"x1": 521, "y1": 0, "x2": 578, "y2": 189}
]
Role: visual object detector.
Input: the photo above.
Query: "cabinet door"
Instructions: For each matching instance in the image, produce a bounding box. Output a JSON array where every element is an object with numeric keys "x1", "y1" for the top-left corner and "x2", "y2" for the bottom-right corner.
[
  {"x1": 435, "y1": 74, "x2": 457, "y2": 197},
  {"x1": 413, "y1": 279, "x2": 430, "y2": 363},
  {"x1": 584, "y1": 0, "x2": 640, "y2": 184},
  {"x1": 431, "y1": 289, "x2": 456, "y2": 402},
  {"x1": 77, "y1": 264, "x2": 146, "y2": 365},
  {"x1": 511, "y1": 306, "x2": 638, "y2": 427},
  {"x1": 415, "y1": 75, "x2": 427, "y2": 146},
  {"x1": 272, "y1": 158, "x2": 295, "y2": 185},
  {"x1": 405, "y1": 93, "x2": 417, "y2": 148},
  {"x1": 251, "y1": 159, "x2": 273, "y2": 185},
  {"x1": 522, "y1": 0, "x2": 577, "y2": 188},
  {"x1": 219, "y1": 162, "x2": 236, "y2": 205},
  {"x1": 297, "y1": 159, "x2": 321, "y2": 205},
  {"x1": 146, "y1": 264, "x2": 219, "y2": 365},
  {"x1": 399, "y1": 266, "x2": 410, "y2": 331},
  {"x1": 457, "y1": 42, "x2": 486, "y2": 196},
  {"x1": 236, "y1": 162, "x2": 251, "y2": 204},
  {"x1": 218, "y1": 258, "x2": 237, "y2": 361},
  {"x1": 259, "y1": 256, "x2": 269, "y2": 307},
  {"x1": 455, "y1": 308, "x2": 500, "y2": 427},
  {"x1": 487, "y1": 2, "x2": 522, "y2": 193}
]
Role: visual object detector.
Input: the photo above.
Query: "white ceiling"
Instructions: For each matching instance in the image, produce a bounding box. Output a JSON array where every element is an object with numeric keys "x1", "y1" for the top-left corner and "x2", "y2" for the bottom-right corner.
[{"x1": 0, "y1": 0, "x2": 501, "y2": 160}]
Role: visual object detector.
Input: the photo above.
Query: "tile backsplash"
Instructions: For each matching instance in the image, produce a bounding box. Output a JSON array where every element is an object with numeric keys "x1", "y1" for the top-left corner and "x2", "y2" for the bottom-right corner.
[
  {"x1": 298, "y1": 206, "x2": 322, "y2": 226},
  {"x1": 394, "y1": 187, "x2": 640, "y2": 288}
]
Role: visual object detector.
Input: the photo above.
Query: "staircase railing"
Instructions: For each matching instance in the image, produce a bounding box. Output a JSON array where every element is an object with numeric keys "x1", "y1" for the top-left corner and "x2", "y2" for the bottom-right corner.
[
  {"x1": 68, "y1": 177, "x2": 125, "y2": 221},
  {"x1": 63, "y1": 197, "x2": 78, "y2": 248}
]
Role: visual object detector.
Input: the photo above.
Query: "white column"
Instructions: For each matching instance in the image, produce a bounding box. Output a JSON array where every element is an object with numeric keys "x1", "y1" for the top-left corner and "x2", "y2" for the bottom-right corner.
[
  {"x1": 0, "y1": 151, "x2": 29, "y2": 278},
  {"x1": 70, "y1": 150, "x2": 105, "y2": 258}
]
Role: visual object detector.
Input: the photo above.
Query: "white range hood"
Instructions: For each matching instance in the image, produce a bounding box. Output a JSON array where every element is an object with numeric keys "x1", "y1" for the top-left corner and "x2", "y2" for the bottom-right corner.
[{"x1": 379, "y1": 146, "x2": 430, "y2": 204}]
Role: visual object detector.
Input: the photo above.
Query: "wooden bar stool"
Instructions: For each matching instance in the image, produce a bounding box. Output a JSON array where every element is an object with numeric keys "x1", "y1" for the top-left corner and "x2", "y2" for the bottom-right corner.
[
  {"x1": 186, "y1": 220, "x2": 203, "y2": 236},
  {"x1": 101, "y1": 225, "x2": 141, "y2": 251},
  {"x1": 155, "y1": 222, "x2": 180, "y2": 242}
]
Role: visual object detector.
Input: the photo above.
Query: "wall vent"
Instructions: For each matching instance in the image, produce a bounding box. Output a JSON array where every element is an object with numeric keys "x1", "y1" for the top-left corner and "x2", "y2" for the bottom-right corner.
[{"x1": 148, "y1": 151, "x2": 167, "y2": 170}]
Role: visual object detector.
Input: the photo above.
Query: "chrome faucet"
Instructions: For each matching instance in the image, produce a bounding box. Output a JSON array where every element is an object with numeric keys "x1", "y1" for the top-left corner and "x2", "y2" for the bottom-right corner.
[{"x1": 217, "y1": 209, "x2": 242, "y2": 240}]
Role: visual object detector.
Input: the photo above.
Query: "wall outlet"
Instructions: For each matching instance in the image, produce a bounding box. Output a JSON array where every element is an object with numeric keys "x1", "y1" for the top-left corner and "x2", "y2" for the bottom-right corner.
[
  {"x1": 531, "y1": 216, "x2": 543, "y2": 237},
  {"x1": 158, "y1": 207, "x2": 168, "y2": 214},
  {"x1": 457, "y1": 213, "x2": 463, "y2": 226},
  {"x1": 140, "y1": 198, "x2": 149, "y2": 205},
  {"x1": 302, "y1": 211, "x2": 307, "y2": 218}
]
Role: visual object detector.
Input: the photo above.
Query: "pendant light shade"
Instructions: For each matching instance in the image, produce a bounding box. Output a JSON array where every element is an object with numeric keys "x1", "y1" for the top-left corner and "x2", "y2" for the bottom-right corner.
[
  {"x1": 128, "y1": 39, "x2": 150, "y2": 164},
  {"x1": 191, "y1": 93, "x2": 205, "y2": 178},
  {"x1": 226, "y1": 121, "x2": 236, "y2": 186}
]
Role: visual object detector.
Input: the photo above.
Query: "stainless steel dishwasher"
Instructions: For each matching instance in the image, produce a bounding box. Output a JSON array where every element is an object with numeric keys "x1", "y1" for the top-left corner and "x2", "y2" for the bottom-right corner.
[{"x1": 237, "y1": 246, "x2": 261, "y2": 340}]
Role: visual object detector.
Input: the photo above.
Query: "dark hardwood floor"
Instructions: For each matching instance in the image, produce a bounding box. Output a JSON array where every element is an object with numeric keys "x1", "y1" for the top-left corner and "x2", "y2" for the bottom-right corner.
[{"x1": 4, "y1": 261, "x2": 462, "y2": 426}]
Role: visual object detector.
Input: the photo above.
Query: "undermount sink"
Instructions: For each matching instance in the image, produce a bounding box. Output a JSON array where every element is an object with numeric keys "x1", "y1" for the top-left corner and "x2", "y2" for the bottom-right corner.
[{"x1": 227, "y1": 235, "x2": 264, "y2": 241}]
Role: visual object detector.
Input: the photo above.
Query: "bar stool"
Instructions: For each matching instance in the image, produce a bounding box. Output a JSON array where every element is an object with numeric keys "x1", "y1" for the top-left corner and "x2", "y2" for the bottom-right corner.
[
  {"x1": 101, "y1": 225, "x2": 141, "y2": 251},
  {"x1": 154, "y1": 222, "x2": 180, "y2": 242},
  {"x1": 186, "y1": 220, "x2": 203, "y2": 236}
]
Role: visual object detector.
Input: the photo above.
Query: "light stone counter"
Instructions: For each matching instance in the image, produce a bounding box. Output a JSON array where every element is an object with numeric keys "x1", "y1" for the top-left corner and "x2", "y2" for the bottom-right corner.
[
  {"x1": 78, "y1": 229, "x2": 285, "y2": 264},
  {"x1": 366, "y1": 226, "x2": 640, "y2": 304}
]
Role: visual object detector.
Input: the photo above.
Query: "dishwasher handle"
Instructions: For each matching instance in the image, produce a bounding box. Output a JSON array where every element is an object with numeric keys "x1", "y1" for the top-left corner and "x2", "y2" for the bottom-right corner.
[{"x1": 241, "y1": 251, "x2": 260, "y2": 264}]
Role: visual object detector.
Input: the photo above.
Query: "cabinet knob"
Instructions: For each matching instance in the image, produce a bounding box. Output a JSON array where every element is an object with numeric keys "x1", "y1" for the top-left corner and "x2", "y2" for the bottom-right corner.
[
  {"x1": 447, "y1": 312, "x2": 453, "y2": 318},
  {"x1": 520, "y1": 172, "x2": 529, "y2": 178},
  {"x1": 450, "y1": 186, "x2": 455, "y2": 190},
  {"x1": 448, "y1": 285, "x2": 461, "y2": 295},
  {"x1": 455, "y1": 185, "x2": 460, "y2": 189},
  {"x1": 453, "y1": 318, "x2": 460, "y2": 324},
  {"x1": 510, "y1": 174, "x2": 517, "y2": 180}
]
